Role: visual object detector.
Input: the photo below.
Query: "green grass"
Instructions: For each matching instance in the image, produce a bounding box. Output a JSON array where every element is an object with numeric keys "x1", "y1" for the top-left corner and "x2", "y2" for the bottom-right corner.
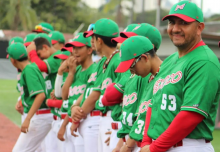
[
  {"x1": 0, "y1": 79, "x2": 21, "y2": 126},
  {"x1": 212, "y1": 129, "x2": 220, "y2": 152},
  {"x1": 0, "y1": 79, "x2": 219, "y2": 151}
]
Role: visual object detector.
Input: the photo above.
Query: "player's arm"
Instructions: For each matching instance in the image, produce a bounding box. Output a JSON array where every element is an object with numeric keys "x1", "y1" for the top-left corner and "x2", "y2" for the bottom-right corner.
[
  {"x1": 102, "y1": 83, "x2": 123, "y2": 106},
  {"x1": 27, "y1": 42, "x2": 48, "y2": 73},
  {"x1": 55, "y1": 60, "x2": 68, "y2": 98},
  {"x1": 71, "y1": 90, "x2": 100, "y2": 122},
  {"x1": 62, "y1": 57, "x2": 77, "y2": 100},
  {"x1": 120, "y1": 137, "x2": 137, "y2": 152},
  {"x1": 21, "y1": 92, "x2": 45, "y2": 133},
  {"x1": 58, "y1": 115, "x2": 69, "y2": 141}
]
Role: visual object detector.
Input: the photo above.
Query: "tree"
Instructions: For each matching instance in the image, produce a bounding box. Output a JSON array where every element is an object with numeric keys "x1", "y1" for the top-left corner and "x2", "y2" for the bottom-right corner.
[{"x1": 3, "y1": 0, "x2": 37, "y2": 31}]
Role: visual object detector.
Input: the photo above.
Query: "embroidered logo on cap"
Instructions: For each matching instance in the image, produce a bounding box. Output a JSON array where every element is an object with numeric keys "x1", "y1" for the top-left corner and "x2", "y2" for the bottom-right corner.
[
  {"x1": 73, "y1": 35, "x2": 80, "y2": 40},
  {"x1": 133, "y1": 25, "x2": 141, "y2": 31},
  {"x1": 175, "y1": 3, "x2": 186, "y2": 11},
  {"x1": 48, "y1": 34, "x2": 52, "y2": 37},
  {"x1": 11, "y1": 40, "x2": 15, "y2": 44}
]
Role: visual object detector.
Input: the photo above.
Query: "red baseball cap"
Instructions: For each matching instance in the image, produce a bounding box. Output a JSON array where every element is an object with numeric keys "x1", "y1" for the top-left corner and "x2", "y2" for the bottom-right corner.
[{"x1": 61, "y1": 47, "x2": 73, "y2": 52}]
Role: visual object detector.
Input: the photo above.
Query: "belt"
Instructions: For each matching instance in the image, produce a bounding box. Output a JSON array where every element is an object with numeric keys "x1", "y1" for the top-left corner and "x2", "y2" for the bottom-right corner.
[
  {"x1": 69, "y1": 118, "x2": 72, "y2": 123},
  {"x1": 36, "y1": 109, "x2": 51, "y2": 115},
  {"x1": 90, "y1": 110, "x2": 106, "y2": 117},
  {"x1": 122, "y1": 137, "x2": 126, "y2": 142},
  {"x1": 53, "y1": 114, "x2": 67, "y2": 120},
  {"x1": 111, "y1": 122, "x2": 118, "y2": 130},
  {"x1": 136, "y1": 141, "x2": 141, "y2": 147},
  {"x1": 173, "y1": 139, "x2": 210, "y2": 148}
]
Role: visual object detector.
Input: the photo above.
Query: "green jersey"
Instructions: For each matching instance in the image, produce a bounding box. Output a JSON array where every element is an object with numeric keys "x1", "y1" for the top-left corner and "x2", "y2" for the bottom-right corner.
[
  {"x1": 80, "y1": 57, "x2": 107, "y2": 107},
  {"x1": 148, "y1": 44, "x2": 220, "y2": 141},
  {"x1": 116, "y1": 74, "x2": 150, "y2": 138},
  {"x1": 44, "y1": 50, "x2": 62, "y2": 116},
  {"x1": 60, "y1": 64, "x2": 95, "y2": 117},
  {"x1": 95, "y1": 52, "x2": 130, "y2": 115},
  {"x1": 129, "y1": 76, "x2": 155, "y2": 141},
  {"x1": 20, "y1": 63, "x2": 48, "y2": 113},
  {"x1": 16, "y1": 72, "x2": 21, "y2": 93}
]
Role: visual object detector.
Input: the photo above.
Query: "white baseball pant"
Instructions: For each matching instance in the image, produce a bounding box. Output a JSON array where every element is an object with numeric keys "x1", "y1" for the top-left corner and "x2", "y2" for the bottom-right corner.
[
  {"x1": 78, "y1": 113, "x2": 101, "y2": 152},
  {"x1": 109, "y1": 121, "x2": 122, "y2": 151},
  {"x1": 98, "y1": 111, "x2": 113, "y2": 152},
  {"x1": 167, "y1": 138, "x2": 214, "y2": 152},
  {"x1": 12, "y1": 113, "x2": 53, "y2": 152}
]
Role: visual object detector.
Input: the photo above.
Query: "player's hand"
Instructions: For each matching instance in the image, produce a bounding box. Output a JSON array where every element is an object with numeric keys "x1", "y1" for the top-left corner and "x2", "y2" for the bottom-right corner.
[
  {"x1": 105, "y1": 131, "x2": 112, "y2": 146},
  {"x1": 58, "y1": 60, "x2": 69, "y2": 75},
  {"x1": 119, "y1": 145, "x2": 134, "y2": 152},
  {"x1": 21, "y1": 118, "x2": 30, "y2": 133},
  {"x1": 71, "y1": 106, "x2": 85, "y2": 122},
  {"x1": 67, "y1": 56, "x2": 77, "y2": 74},
  {"x1": 26, "y1": 41, "x2": 36, "y2": 54},
  {"x1": 112, "y1": 146, "x2": 121, "y2": 152},
  {"x1": 70, "y1": 122, "x2": 79, "y2": 137},
  {"x1": 15, "y1": 100, "x2": 23, "y2": 115},
  {"x1": 50, "y1": 90, "x2": 57, "y2": 100},
  {"x1": 140, "y1": 145, "x2": 151, "y2": 152},
  {"x1": 57, "y1": 126, "x2": 66, "y2": 141}
]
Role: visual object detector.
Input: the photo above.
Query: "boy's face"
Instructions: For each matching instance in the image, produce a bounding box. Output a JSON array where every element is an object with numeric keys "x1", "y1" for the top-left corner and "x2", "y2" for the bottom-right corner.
[
  {"x1": 72, "y1": 46, "x2": 92, "y2": 64},
  {"x1": 10, "y1": 58, "x2": 18, "y2": 69},
  {"x1": 37, "y1": 45, "x2": 51, "y2": 59}
]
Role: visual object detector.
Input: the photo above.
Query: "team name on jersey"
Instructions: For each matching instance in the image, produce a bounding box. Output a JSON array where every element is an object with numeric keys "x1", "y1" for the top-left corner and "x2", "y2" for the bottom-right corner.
[
  {"x1": 123, "y1": 92, "x2": 137, "y2": 107},
  {"x1": 101, "y1": 78, "x2": 112, "y2": 90},
  {"x1": 88, "y1": 72, "x2": 97, "y2": 83},
  {"x1": 136, "y1": 99, "x2": 151, "y2": 118},
  {"x1": 69, "y1": 85, "x2": 86, "y2": 96},
  {"x1": 153, "y1": 71, "x2": 182, "y2": 94}
]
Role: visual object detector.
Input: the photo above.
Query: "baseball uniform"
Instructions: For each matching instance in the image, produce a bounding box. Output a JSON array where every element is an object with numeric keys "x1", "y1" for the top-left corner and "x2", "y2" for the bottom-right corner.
[
  {"x1": 148, "y1": 43, "x2": 220, "y2": 151},
  {"x1": 78, "y1": 56, "x2": 106, "y2": 152},
  {"x1": 9, "y1": 43, "x2": 53, "y2": 152}
]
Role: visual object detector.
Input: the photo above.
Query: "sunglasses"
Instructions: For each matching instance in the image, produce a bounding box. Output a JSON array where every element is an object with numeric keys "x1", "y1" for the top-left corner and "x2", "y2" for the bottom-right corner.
[{"x1": 130, "y1": 53, "x2": 149, "y2": 68}]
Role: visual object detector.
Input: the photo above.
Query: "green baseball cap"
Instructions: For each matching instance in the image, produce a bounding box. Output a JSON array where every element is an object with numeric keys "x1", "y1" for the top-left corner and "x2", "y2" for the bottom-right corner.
[
  {"x1": 24, "y1": 33, "x2": 37, "y2": 47},
  {"x1": 112, "y1": 24, "x2": 138, "y2": 44},
  {"x1": 84, "y1": 18, "x2": 119, "y2": 38},
  {"x1": 115, "y1": 36, "x2": 154, "y2": 73},
  {"x1": 7, "y1": 42, "x2": 28, "y2": 60},
  {"x1": 162, "y1": 1, "x2": 204, "y2": 22},
  {"x1": 9, "y1": 37, "x2": 24, "y2": 45},
  {"x1": 34, "y1": 33, "x2": 52, "y2": 46},
  {"x1": 48, "y1": 31, "x2": 65, "y2": 45},
  {"x1": 54, "y1": 51, "x2": 71, "y2": 60},
  {"x1": 65, "y1": 32, "x2": 91, "y2": 47},
  {"x1": 120, "y1": 23, "x2": 162, "y2": 50},
  {"x1": 32, "y1": 22, "x2": 54, "y2": 33}
]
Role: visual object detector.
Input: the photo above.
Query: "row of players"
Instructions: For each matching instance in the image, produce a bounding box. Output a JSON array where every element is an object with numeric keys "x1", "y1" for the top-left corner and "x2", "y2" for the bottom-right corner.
[{"x1": 8, "y1": 1, "x2": 220, "y2": 152}]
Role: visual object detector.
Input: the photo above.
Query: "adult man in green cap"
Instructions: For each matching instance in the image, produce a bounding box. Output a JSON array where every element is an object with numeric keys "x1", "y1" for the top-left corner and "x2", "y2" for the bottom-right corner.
[
  {"x1": 48, "y1": 31, "x2": 65, "y2": 51},
  {"x1": 32, "y1": 22, "x2": 54, "y2": 33},
  {"x1": 141, "y1": 1, "x2": 220, "y2": 152},
  {"x1": 8, "y1": 43, "x2": 53, "y2": 152}
]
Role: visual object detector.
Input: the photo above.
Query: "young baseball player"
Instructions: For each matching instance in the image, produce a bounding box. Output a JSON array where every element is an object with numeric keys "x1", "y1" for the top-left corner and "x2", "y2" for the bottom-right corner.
[
  {"x1": 32, "y1": 22, "x2": 54, "y2": 33},
  {"x1": 57, "y1": 32, "x2": 96, "y2": 152},
  {"x1": 48, "y1": 31, "x2": 65, "y2": 51},
  {"x1": 9, "y1": 42, "x2": 53, "y2": 152},
  {"x1": 67, "y1": 26, "x2": 106, "y2": 152},
  {"x1": 141, "y1": 1, "x2": 220, "y2": 152},
  {"x1": 103, "y1": 23, "x2": 162, "y2": 152},
  {"x1": 27, "y1": 33, "x2": 64, "y2": 152},
  {"x1": 71, "y1": 18, "x2": 130, "y2": 152},
  {"x1": 8, "y1": 37, "x2": 25, "y2": 119}
]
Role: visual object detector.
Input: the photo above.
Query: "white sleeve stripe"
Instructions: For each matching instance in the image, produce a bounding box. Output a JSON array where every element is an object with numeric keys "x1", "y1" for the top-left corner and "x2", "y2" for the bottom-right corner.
[
  {"x1": 181, "y1": 106, "x2": 208, "y2": 116},
  {"x1": 30, "y1": 90, "x2": 44, "y2": 97},
  {"x1": 115, "y1": 84, "x2": 124, "y2": 93},
  {"x1": 44, "y1": 60, "x2": 51, "y2": 73}
]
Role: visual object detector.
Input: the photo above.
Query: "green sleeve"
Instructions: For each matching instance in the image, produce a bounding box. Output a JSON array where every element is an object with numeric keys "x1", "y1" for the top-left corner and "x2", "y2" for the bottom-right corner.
[
  {"x1": 25, "y1": 68, "x2": 45, "y2": 97},
  {"x1": 44, "y1": 56, "x2": 61, "y2": 74},
  {"x1": 114, "y1": 74, "x2": 131, "y2": 93},
  {"x1": 181, "y1": 61, "x2": 220, "y2": 118}
]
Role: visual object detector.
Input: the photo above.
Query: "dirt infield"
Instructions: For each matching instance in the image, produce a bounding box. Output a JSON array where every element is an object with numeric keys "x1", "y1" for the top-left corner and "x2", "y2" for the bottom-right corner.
[{"x1": 0, "y1": 113, "x2": 20, "y2": 152}]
